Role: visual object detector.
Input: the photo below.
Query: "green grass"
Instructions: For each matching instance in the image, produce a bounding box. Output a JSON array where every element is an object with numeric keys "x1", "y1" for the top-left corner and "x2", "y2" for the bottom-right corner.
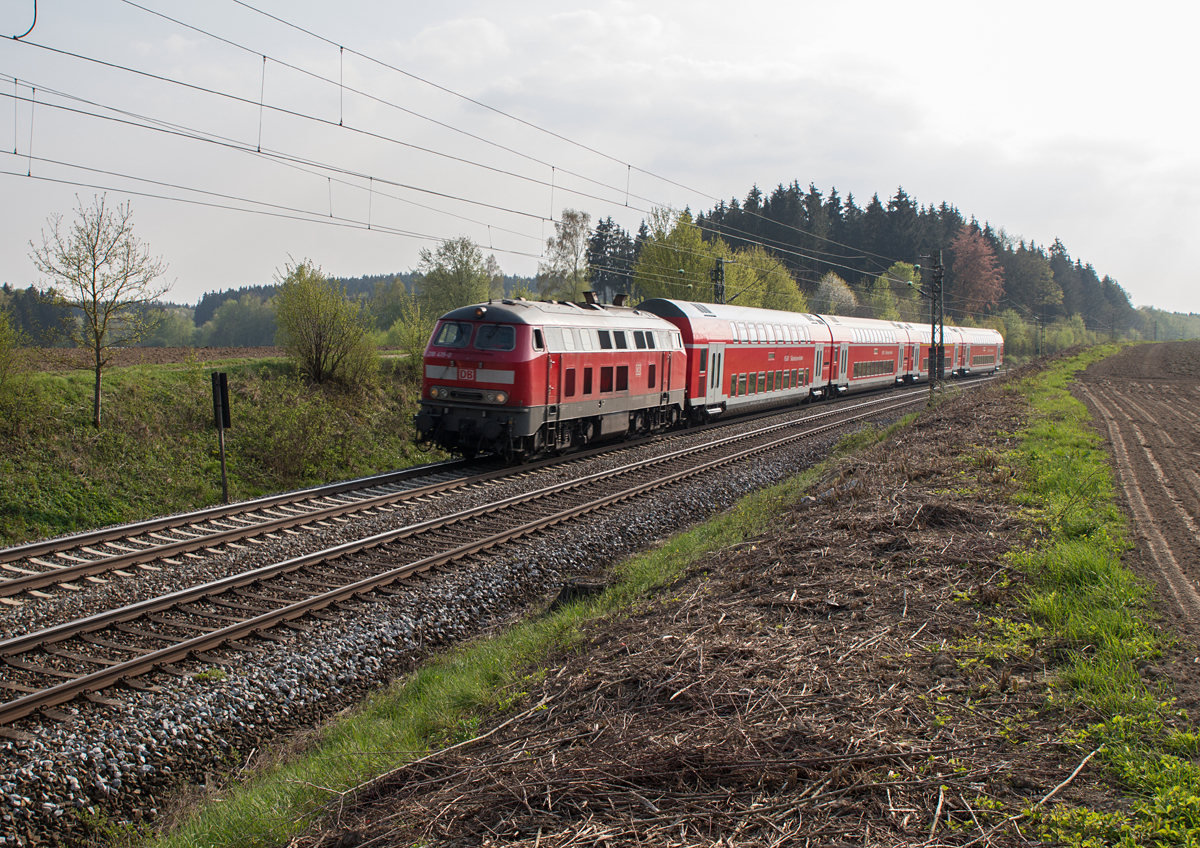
[{"x1": 0, "y1": 356, "x2": 438, "y2": 545}]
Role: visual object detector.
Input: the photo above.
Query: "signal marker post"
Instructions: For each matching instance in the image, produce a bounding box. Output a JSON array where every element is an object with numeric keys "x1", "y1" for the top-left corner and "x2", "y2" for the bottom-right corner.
[{"x1": 211, "y1": 372, "x2": 231, "y2": 504}]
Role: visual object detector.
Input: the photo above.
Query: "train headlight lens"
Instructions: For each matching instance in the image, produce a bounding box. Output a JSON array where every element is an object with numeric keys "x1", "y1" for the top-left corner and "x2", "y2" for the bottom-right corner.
[
  {"x1": 495, "y1": 392, "x2": 508, "y2": 403},
  {"x1": 485, "y1": 392, "x2": 496, "y2": 402}
]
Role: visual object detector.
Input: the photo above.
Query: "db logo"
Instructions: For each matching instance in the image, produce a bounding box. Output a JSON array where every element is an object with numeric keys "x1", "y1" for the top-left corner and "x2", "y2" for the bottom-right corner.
[{"x1": 458, "y1": 368, "x2": 475, "y2": 381}]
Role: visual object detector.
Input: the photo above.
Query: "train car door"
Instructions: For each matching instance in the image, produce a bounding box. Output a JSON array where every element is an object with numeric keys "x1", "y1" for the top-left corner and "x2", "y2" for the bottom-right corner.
[
  {"x1": 838, "y1": 343, "x2": 850, "y2": 388},
  {"x1": 814, "y1": 347, "x2": 824, "y2": 391}
]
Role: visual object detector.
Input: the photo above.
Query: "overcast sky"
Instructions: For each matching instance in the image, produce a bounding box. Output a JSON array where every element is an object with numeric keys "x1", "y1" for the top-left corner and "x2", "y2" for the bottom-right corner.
[{"x1": 1, "y1": 0, "x2": 1196, "y2": 314}]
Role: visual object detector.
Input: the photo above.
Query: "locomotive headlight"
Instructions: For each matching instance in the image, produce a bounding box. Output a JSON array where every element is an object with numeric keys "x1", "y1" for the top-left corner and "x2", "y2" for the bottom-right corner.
[
  {"x1": 495, "y1": 392, "x2": 508, "y2": 404},
  {"x1": 485, "y1": 392, "x2": 496, "y2": 402}
]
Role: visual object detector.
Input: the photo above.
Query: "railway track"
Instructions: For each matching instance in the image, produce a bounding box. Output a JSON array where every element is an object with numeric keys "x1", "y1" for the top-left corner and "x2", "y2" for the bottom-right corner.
[
  {"x1": 0, "y1": 381, "x2": 971, "y2": 601},
  {"x1": 0, "y1": 388, "x2": 934, "y2": 726}
]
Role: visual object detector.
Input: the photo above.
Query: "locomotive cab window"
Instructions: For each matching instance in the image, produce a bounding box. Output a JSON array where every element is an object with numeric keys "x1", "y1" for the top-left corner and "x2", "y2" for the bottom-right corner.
[
  {"x1": 598, "y1": 330, "x2": 613, "y2": 350},
  {"x1": 475, "y1": 323, "x2": 515, "y2": 351},
  {"x1": 634, "y1": 331, "x2": 647, "y2": 350},
  {"x1": 645, "y1": 332, "x2": 656, "y2": 349},
  {"x1": 532, "y1": 329, "x2": 545, "y2": 351},
  {"x1": 614, "y1": 331, "x2": 629, "y2": 350},
  {"x1": 433, "y1": 321, "x2": 472, "y2": 348}
]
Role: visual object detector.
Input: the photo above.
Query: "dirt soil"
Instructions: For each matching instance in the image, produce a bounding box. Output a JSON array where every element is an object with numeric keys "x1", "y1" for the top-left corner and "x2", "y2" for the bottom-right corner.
[
  {"x1": 1074, "y1": 342, "x2": 1200, "y2": 646},
  {"x1": 276, "y1": 362, "x2": 1190, "y2": 848}
]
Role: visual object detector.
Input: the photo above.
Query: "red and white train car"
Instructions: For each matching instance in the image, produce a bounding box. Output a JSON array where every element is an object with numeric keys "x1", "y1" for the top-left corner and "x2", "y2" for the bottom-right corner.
[{"x1": 414, "y1": 298, "x2": 688, "y2": 460}]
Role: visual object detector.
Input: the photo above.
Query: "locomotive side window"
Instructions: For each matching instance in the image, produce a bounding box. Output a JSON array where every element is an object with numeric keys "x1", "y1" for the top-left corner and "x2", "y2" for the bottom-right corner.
[
  {"x1": 433, "y1": 321, "x2": 472, "y2": 348},
  {"x1": 580, "y1": 329, "x2": 594, "y2": 351},
  {"x1": 614, "y1": 331, "x2": 628, "y2": 350},
  {"x1": 564, "y1": 368, "x2": 576, "y2": 397},
  {"x1": 562, "y1": 328, "x2": 577, "y2": 351},
  {"x1": 645, "y1": 332, "x2": 656, "y2": 349},
  {"x1": 598, "y1": 330, "x2": 613, "y2": 350},
  {"x1": 544, "y1": 327, "x2": 563, "y2": 351},
  {"x1": 584, "y1": 367, "x2": 593, "y2": 394},
  {"x1": 648, "y1": 363, "x2": 656, "y2": 389},
  {"x1": 475, "y1": 323, "x2": 515, "y2": 351},
  {"x1": 600, "y1": 367, "x2": 614, "y2": 392},
  {"x1": 533, "y1": 329, "x2": 545, "y2": 351},
  {"x1": 634, "y1": 331, "x2": 647, "y2": 350},
  {"x1": 616, "y1": 365, "x2": 629, "y2": 391}
]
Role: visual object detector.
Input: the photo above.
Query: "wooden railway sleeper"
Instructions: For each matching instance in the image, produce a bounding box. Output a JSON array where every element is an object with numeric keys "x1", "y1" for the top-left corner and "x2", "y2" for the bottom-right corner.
[
  {"x1": 146, "y1": 614, "x2": 219, "y2": 634},
  {"x1": 115, "y1": 623, "x2": 190, "y2": 644},
  {"x1": 80, "y1": 633, "x2": 154, "y2": 656}
]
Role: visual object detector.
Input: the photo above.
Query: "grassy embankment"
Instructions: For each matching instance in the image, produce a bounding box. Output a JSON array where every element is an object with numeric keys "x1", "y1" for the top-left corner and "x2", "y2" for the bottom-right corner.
[
  {"x1": 141, "y1": 349, "x2": 1200, "y2": 848},
  {"x1": 0, "y1": 356, "x2": 435, "y2": 547}
]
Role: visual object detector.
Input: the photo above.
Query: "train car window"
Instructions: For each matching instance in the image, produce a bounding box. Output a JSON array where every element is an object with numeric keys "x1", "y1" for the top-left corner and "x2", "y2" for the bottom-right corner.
[
  {"x1": 544, "y1": 327, "x2": 563, "y2": 351},
  {"x1": 584, "y1": 367, "x2": 593, "y2": 394},
  {"x1": 475, "y1": 323, "x2": 516, "y2": 351},
  {"x1": 600, "y1": 366, "x2": 614, "y2": 392},
  {"x1": 532, "y1": 329, "x2": 545, "y2": 351},
  {"x1": 674, "y1": 333, "x2": 683, "y2": 349},
  {"x1": 433, "y1": 321, "x2": 472, "y2": 348},
  {"x1": 766, "y1": 370, "x2": 774, "y2": 392},
  {"x1": 598, "y1": 330, "x2": 613, "y2": 349},
  {"x1": 737, "y1": 322, "x2": 748, "y2": 342},
  {"x1": 564, "y1": 368, "x2": 576, "y2": 398},
  {"x1": 764, "y1": 324, "x2": 775, "y2": 343},
  {"x1": 645, "y1": 332, "x2": 656, "y2": 349},
  {"x1": 580, "y1": 329, "x2": 595, "y2": 351},
  {"x1": 634, "y1": 331, "x2": 647, "y2": 350},
  {"x1": 775, "y1": 324, "x2": 784, "y2": 342},
  {"x1": 730, "y1": 373, "x2": 738, "y2": 396},
  {"x1": 616, "y1": 365, "x2": 629, "y2": 391},
  {"x1": 614, "y1": 331, "x2": 628, "y2": 350},
  {"x1": 757, "y1": 323, "x2": 767, "y2": 342},
  {"x1": 729, "y1": 322, "x2": 738, "y2": 341},
  {"x1": 715, "y1": 353, "x2": 723, "y2": 387},
  {"x1": 747, "y1": 324, "x2": 758, "y2": 343},
  {"x1": 783, "y1": 370, "x2": 790, "y2": 390},
  {"x1": 749, "y1": 372, "x2": 758, "y2": 394},
  {"x1": 699, "y1": 348, "x2": 708, "y2": 373},
  {"x1": 738, "y1": 374, "x2": 747, "y2": 395},
  {"x1": 648, "y1": 363, "x2": 656, "y2": 389},
  {"x1": 776, "y1": 369, "x2": 783, "y2": 389},
  {"x1": 759, "y1": 371, "x2": 767, "y2": 391},
  {"x1": 562, "y1": 328, "x2": 577, "y2": 351}
]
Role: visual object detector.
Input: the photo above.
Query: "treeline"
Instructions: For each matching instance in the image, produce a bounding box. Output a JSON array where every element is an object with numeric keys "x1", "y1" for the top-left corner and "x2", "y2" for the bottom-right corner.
[{"x1": 3, "y1": 182, "x2": 1198, "y2": 358}]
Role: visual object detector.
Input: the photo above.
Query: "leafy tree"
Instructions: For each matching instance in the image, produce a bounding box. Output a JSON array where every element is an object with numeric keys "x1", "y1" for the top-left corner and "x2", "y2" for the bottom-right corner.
[
  {"x1": 274, "y1": 259, "x2": 378, "y2": 389},
  {"x1": 383, "y1": 284, "x2": 435, "y2": 384},
  {"x1": 30, "y1": 194, "x2": 170, "y2": 428},
  {"x1": 725, "y1": 243, "x2": 808, "y2": 312},
  {"x1": 0, "y1": 302, "x2": 36, "y2": 440},
  {"x1": 949, "y1": 223, "x2": 1004, "y2": 315},
  {"x1": 811, "y1": 272, "x2": 858, "y2": 315},
  {"x1": 485, "y1": 255, "x2": 506, "y2": 300},
  {"x1": 370, "y1": 275, "x2": 411, "y2": 331},
  {"x1": 632, "y1": 208, "x2": 712, "y2": 301},
  {"x1": 537, "y1": 209, "x2": 592, "y2": 300},
  {"x1": 198, "y1": 294, "x2": 276, "y2": 346},
  {"x1": 141, "y1": 306, "x2": 197, "y2": 347},
  {"x1": 416, "y1": 236, "x2": 491, "y2": 317}
]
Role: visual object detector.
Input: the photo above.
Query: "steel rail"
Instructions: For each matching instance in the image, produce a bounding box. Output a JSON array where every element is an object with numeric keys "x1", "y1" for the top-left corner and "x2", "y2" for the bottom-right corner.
[
  {"x1": 0, "y1": 393, "x2": 925, "y2": 725},
  {"x1": 0, "y1": 386, "x2": 939, "y2": 598}
]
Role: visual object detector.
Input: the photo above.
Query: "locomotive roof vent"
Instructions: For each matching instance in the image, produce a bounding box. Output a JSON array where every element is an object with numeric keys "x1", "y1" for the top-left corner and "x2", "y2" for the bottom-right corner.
[
  {"x1": 584, "y1": 290, "x2": 598, "y2": 305},
  {"x1": 613, "y1": 293, "x2": 628, "y2": 306}
]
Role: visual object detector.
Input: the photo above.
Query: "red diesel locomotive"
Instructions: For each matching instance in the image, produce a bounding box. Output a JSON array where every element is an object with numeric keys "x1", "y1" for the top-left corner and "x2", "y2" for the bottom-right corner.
[{"x1": 414, "y1": 295, "x2": 1003, "y2": 459}]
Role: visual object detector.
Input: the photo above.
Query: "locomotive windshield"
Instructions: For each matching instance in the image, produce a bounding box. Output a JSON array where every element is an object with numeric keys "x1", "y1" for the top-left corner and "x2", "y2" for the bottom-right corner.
[
  {"x1": 433, "y1": 321, "x2": 472, "y2": 348},
  {"x1": 474, "y1": 323, "x2": 516, "y2": 351}
]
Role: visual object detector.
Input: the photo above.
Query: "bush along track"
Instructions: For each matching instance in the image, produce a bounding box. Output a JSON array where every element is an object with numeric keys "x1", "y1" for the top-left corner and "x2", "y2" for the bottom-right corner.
[{"x1": 139, "y1": 355, "x2": 1196, "y2": 848}]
